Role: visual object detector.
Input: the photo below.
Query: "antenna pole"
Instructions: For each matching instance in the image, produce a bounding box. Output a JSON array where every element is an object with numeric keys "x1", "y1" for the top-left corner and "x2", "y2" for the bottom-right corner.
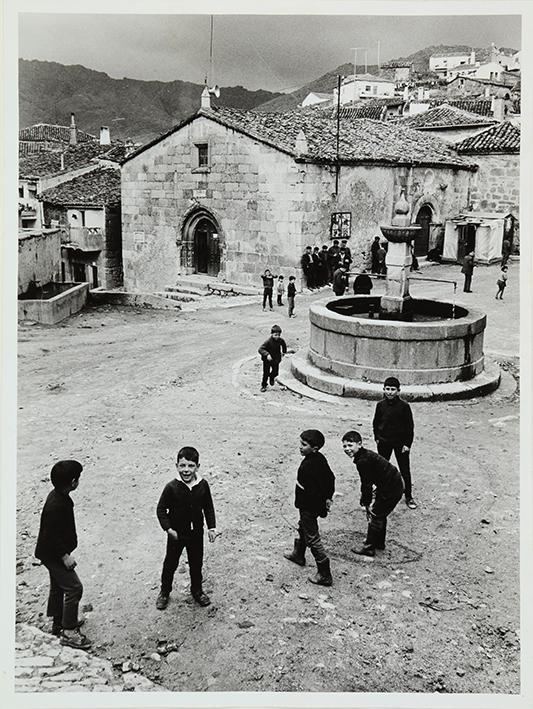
[
  {"x1": 350, "y1": 47, "x2": 364, "y2": 104},
  {"x1": 377, "y1": 40, "x2": 381, "y2": 73},
  {"x1": 335, "y1": 74, "x2": 341, "y2": 196},
  {"x1": 365, "y1": 50, "x2": 368, "y2": 74},
  {"x1": 209, "y1": 15, "x2": 214, "y2": 85}
]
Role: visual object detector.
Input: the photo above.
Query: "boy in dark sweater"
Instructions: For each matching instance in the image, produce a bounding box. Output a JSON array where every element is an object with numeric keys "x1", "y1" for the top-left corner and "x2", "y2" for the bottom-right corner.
[
  {"x1": 156, "y1": 447, "x2": 217, "y2": 609},
  {"x1": 35, "y1": 460, "x2": 91, "y2": 649},
  {"x1": 342, "y1": 430, "x2": 404, "y2": 557},
  {"x1": 261, "y1": 269, "x2": 276, "y2": 311},
  {"x1": 287, "y1": 275, "x2": 297, "y2": 317},
  {"x1": 258, "y1": 324, "x2": 287, "y2": 392},
  {"x1": 373, "y1": 376, "x2": 416, "y2": 508},
  {"x1": 284, "y1": 429, "x2": 335, "y2": 586}
]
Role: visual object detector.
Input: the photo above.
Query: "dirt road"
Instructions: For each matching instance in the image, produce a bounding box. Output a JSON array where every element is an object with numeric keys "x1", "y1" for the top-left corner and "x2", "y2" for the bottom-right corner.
[{"x1": 16, "y1": 262, "x2": 520, "y2": 693}]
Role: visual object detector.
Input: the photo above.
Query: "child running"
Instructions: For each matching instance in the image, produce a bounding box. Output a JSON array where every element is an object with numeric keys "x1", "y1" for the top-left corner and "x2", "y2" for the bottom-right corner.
[
  {"x1": 34, "y1": 460, "x2": 91, "y2": 649},
  {"x1": 342, "y1": 430, "x2": 403, "y2": 557},
  {"x1": 284, "y1": 429, "x2": 335, "y2": 586},
  {"x1": 156, "y1": 447, "x2": 217, "y2": 609},
  {"x1": 287, "y1": 275, "x2": 297, "y2": 317},
  {"x1": 495, "y1": 265, "x2": 508, "y2": 300},
  {"x1": 258, "y1": 324, "x2": 287, "y2": 392}
]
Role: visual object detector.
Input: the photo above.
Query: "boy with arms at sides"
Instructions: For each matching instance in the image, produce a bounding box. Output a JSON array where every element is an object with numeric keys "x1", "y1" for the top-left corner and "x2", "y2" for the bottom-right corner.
[
  {"x1": 287, "y1": 275, "x2": 297, "y2": 317},
  {"x1": 258, "y1": 324, "x2": 287, "y2": 393},
  {"x1": 342, "y1": 431, "x2": 404, "y2": 557},
  {"x1": 284, "y1": 429, "x2": 335, "y2": 586},
  {"x1": 373, "y1": 376, "x2": 417, "y2": 509},
  {"x1": 35, "y1": 460, "x2": 91, "y2": 649},
  {"x1": 156, "y1": 447, "x2": 217, "y2": 609}
]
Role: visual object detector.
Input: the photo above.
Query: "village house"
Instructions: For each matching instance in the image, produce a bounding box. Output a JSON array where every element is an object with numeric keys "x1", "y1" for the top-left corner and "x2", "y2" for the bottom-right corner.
[
  {"x1": 380, "y1": 62, "x2": 413, "y2": 85},
  {"x1": 445, "y1": 75, "x2": 515, "y2": 99},
  {"x1": 336, "y1": 73, "x2": 396, "y2": 103},
  {"x1": 429, "y1": 50, "x2": 476, "y2": 78},
  {"x1": 396, "y1": 104, "x2": 497, "y2": 144},
  {"x1": 39, "y1": 167, "x2": 123, "y2": 289},
  {"x1": 300, "y1": 92, "x2": 333, "y2": 108},
  {"x1": 120, "y1": 93, "x2": 478, "y2": 290},
  {"x1": 19, "y1": 114, "x2": 96, "y2": 155}
]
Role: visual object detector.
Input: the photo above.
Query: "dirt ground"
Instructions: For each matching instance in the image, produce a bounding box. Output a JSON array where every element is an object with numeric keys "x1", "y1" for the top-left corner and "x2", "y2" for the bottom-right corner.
[{"x1": 15, "y1": 262, "x2": 520, "y2": 694}]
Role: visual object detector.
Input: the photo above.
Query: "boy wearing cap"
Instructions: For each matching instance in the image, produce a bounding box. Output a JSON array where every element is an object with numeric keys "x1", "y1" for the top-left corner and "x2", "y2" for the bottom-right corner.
[
  {"x1": 284, "y1": 429, "x2": 335, "y2": 586},
  {"x1": 373, "y1": 377, "x2": 417, "y2": 509},
  {"x1": 35, "y1": 460, "x2": 91, "y2": 649},
  {"x1": 258, "y1": 325, "x2": 287, "y2": 392}
]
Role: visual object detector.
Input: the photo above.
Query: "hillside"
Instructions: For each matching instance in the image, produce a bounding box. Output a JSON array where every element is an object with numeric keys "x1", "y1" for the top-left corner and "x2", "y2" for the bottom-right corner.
[{"x1": 19, "y1": 59, "x2": 283, "y2": 143}]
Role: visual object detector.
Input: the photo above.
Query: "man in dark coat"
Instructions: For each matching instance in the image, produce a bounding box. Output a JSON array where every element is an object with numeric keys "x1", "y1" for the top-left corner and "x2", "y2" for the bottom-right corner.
[
  {"x1": 370, "y1": 236, "x2": 381, "y2": 273},
  {"x1": 301, "y1": 246, "x2": 314, "y2": 290},
  {"x1": 461, "y1": 251, "x2": 475, "y2": 292},
  {"x1": 332, "y1": 265, "x2": 348, "y2": 296},
  {"x1": 353, "y1": 269, "x2": 373, "y2": 295}
]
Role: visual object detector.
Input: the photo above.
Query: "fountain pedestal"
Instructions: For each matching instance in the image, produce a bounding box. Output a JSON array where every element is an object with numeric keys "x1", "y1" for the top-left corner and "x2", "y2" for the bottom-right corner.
[{"x1": 380, "y1": 241, "x2": 413, "y2": 318}]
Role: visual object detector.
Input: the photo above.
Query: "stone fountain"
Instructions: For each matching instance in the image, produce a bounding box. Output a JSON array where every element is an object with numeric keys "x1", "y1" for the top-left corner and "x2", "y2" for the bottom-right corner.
[{"x1": 288, "y1": 190, "x2": 501, "y2": 401}]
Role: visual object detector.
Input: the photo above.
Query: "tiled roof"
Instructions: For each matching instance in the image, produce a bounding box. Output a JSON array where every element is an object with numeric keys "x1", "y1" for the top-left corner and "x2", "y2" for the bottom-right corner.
[
  {"x1": 337, "y1": 104, "x2": 387, "y2": 120},
  {"x1": 343, "y1": 73, "x2": 395, "y2": 84},
  {"x1": 397, "y1": 104, "x2": 496, "y2": 130},
  {"x1": 19, "y1": 143, "x2": 123, "y2": 178},
  {"x1": 443, "y1": 98, "x2": 493, "y2": 116},
  {"x1": 19, "y1": 123, "x2": 96, "y2": 144},
  {"x1": 39, "y1": 167, "x2": 121, "y2": 207},
  {"x1": 447, "y1": 76, "x2": 513, "y2": 88},
  {"x1": 455, "y1": 122, "x2": 520, "y2": 154},
  {"x1": 19, "y1": 142, "x2": 48, "y2": 156},
  {"x1": 125, "y1": 106, "x2": 474, "y2": 169}
]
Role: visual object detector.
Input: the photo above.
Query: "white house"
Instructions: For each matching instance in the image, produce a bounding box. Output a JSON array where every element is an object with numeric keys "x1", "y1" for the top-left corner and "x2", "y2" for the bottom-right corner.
[
  {"x1": 429, "y1": 50, "x2": 476, "y2": 76},
  {"x1": 336, "y1": 74, "x2": 395, "y2": 104},
  {"x1": 301, "y1": 92, "x2": 332, "y2": 108}
]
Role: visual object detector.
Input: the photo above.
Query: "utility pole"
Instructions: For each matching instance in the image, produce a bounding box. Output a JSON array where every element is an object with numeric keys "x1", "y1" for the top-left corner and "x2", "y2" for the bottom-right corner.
[
  {"x1": 335, "y1": 75, "x2": 342, "y2": 196},
  {"x1": 350, "y1": 47, "x2": 364, "y2": 104},
  {"x1": 377, "y1": 40, "x2": 381, "y2": 73},
  {"x1": 365, "y1": 50, "x2": 368, "y2": 74}
]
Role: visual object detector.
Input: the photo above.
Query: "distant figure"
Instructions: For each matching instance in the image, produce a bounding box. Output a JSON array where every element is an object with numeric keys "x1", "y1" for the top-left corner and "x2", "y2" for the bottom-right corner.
[
  {"x1": 426, "y1": 246, "x2": 442, "y2": 263},
  {"x1": 261, "y1": 269, "x2": 276, "y2": 311},
  {"x1": 258, "y1": 324, "x2": 287, "y2": 393},
  {"x1": 495, "y1": 265, "x2": 508, "y2": 300},
  {"x1": 332, "y1": 264, "x2": 348, "y2": 296},
  {"x1": 501, "y1": 238, "x2": 511, "y2": 268},
  {"x1": 338, "y1": 245, "x2": 352, "y2": 270},
  {"x1": 312, "y1": 246, "x2": 322, "y2": 287},
  {"x1": 353, "y1": 269, "x2": 373, "y2": 295},
  {"x1": 410, "y1": 244, "x2": 420, "y2": 272},
  {"x1": 301, "y1": 246, "x2": 314, "y2": 290},
  {"x1": 370, "y1": 236, "x2": 381, "y2": 273},
  {"x1": 287, "y1": 275, "x2": 297, "y2": 317},
  {"x1": 318, "y1": 245, "x2": 329, "y2": 287},
  {"x1": 377, "y1": 243, "x2": 387, "y2": 275},
  {"x1": 327, "y1": 240, "x2": 340, "y2": 283},
  {"x1": 461, "y1": 251, "x2": 475, "y2": 293},
  {"x1": 276, "y1": 275, "x2": 285, "y2": 306},
  {"x1": 341, "y1": 239, "x2": 352, "y2": 263}
]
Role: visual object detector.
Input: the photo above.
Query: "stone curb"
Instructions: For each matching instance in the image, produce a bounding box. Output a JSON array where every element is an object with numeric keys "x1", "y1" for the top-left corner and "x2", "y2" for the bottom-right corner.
[{"x1": 14, "y1": 623, "x2": 162, "y2": 693}]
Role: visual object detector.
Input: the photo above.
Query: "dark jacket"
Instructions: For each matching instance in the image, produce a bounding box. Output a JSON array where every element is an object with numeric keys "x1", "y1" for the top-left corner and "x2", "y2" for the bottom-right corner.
[
  {"x1": 353, "y1": 273, "x2": 373, "y2": 294},
  {"x1": 35, "y1": 489, "x2": 77, "y2": 561},
  {"x1": 461, "y1": 254, "x2": 475, "y2": 275},
  {"x1": 332, "y1": 268, "x2": 348, "y2": 295},
  {"x1": 261, "y1": 275, "x2": 275, "y2": 290},
  {"x1": 373, "y1": 397, "x2": 414, "y2": 447},
  {"x1": 353, "y1": 447, "x2": 404, "y2": 507},
  {"x1": 156, "y1": 478, "x2": 216, "y2": 539},
  {"x1": 294, "y1": 451, "x2": 335, "y2": 518},
  {"x1": 258, "y1": 336, "x2": 287, "y2": 363},
  {"x1": 287, "y1": 282, "x2": 296, "y2": 298},
  {"x1": 300, "y1": 252, "x2": 313, "y2": 273}
]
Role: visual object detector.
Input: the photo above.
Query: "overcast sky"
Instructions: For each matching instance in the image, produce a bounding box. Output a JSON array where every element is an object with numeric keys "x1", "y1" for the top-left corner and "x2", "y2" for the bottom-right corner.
[{"x1": 18, "y1": 12, "x2": 521, "y2": 93}]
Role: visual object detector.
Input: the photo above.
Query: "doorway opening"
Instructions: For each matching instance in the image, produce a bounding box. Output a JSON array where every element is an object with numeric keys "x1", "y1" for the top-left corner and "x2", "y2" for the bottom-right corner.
[
  {"x1": 414, "y1": 205, "x2": 433, "y2": 256},
  {"x1": 182, "y1": 209, "x2": 221, "y2": 277}
]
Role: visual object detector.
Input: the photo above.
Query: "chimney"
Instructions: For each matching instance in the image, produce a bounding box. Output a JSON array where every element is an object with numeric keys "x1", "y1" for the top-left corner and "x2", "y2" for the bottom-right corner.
[
  {"x1": 201, "y1": 86, "x2": 211, "y2": 109},
  {"x1": 485, "y1": 86, "x2": 491, "y2": 98},
  {"x1": 492, "y1": 96, "x2": 505, "y2": 122},
  {"x1": 99, "y1": 126, "x2": 111, "y2": 145},
  {"x1": 69, "y1": 113, "x2": 77, "y2": 146},
  {"x1": 294, "y1": 129, "x2": 308, "y2": 157},
  {"x1": 402, "y1": 85, "x2": 409, "y2": 101},
  {"x1": 60, "y1": 152, "x2": 65, "y2": 171},
  {"x1": 470, "y1": 50, "x2": 476, "y2": 65},
  {"x1": 417, "y1": 86, "x2": 424, "y2": 101}
]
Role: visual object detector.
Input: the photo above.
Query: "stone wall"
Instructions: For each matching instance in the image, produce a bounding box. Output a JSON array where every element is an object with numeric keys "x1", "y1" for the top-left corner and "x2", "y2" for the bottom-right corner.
[
  {"x1": 121, "y1": 116, "x2": 474, "y2": 290},
  {"x1": 18, "y1": 230, "x2": 61, "y2": 295},
  {"x1": 468, "y1": 153, "x2": 519, "y2": 217}
]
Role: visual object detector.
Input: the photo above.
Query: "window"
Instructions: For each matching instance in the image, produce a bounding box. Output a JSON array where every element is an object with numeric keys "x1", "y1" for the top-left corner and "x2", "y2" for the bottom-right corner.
[
  {"x1": 197, "y1": 143, "x2": 209, "y2": 168},
  {"x1": 365, "y1": 85, "x2": 371, "y2": 92},
  {"x1": 19, "y1": 186, "x2": 24, "y2": 198}
]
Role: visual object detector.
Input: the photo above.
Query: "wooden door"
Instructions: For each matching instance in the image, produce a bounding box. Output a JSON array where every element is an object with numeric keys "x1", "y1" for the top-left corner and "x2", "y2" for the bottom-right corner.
[
  {"x1": 194, "y1": 219, "x2": 220, "y2": 276},
  {"x1": 414, "y1": 206, "x2": 432, "y2": 256}
]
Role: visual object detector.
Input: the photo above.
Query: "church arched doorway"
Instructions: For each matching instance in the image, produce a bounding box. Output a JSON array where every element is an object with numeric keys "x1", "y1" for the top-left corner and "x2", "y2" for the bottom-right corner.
[
  {"x1": 414, "y1": 205, "x2": 433, "y2": 256},
  {"x1": 181, "y1": 209, "x2": 221, "y2": 277}
]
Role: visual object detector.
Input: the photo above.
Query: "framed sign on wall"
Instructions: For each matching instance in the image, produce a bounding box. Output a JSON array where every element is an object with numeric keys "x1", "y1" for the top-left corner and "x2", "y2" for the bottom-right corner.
[{"x1": 330, "y1": 212, "x2": 352, "y2": 240}]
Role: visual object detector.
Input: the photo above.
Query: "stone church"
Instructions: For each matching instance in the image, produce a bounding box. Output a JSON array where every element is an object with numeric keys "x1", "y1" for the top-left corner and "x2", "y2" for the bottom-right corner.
[{"x1": 121, "y1": 93, "x2": 477, "y2": 290}]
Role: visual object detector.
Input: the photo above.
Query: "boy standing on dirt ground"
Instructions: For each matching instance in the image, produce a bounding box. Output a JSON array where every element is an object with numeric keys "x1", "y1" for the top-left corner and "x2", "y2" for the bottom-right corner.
[
  {"x1": 156, "y1": 447, "x2": 217, "y2": 610},
  {"x1": 287, "y1": 275, "x2": 297, "y2": 317},
  {"x1": 373, "y1": 376, "x2": 417, "y2": 509},
  {"x1": 284, "y1": 429, "x2": 335, "y2": 586},
  {"x1": 276, "y1": 275, "x2": 285, "y2": 306},
  {"x1": 342, "y1": 430, "x2": 404, "y2": 557},
  {"x1": 34, "y1": 460, "x2": 92, "y2": 650},
  {"x1": 258, "y1": 324, "x2": 287, "y2": 393}
]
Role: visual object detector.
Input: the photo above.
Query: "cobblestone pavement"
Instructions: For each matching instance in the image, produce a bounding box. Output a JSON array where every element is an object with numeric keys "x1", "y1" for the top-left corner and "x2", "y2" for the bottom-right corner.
[{"x1": 15, "y1": 624, "x2": 161, "y2": 692}]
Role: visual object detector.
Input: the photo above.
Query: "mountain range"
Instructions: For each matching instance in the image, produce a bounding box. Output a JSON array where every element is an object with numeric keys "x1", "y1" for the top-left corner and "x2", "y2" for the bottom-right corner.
[{"x1": 19, "y1": 44, "x2": 517, "y2": 143}]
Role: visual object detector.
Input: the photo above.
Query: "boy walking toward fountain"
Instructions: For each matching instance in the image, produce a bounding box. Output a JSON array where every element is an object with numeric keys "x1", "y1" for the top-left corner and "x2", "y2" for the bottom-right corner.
[
  {"x1": 287, "y1": 275, "x2": 297, "y2": 317},
  {"x1": 373, "y1": 376, "x2": 417, "y2": 509},
  {"x1": 284, "y1": 429, "x2": 335, "y2": 586},
  {"x1": 342, "y1": 430, "x2": 404, "y2": 556},
  {"x1": 156, "y1": 446, "x2": 217, "y2": 609},
  {"x1": 258, "y1": 324, "x2": 287, "y2": 392}
]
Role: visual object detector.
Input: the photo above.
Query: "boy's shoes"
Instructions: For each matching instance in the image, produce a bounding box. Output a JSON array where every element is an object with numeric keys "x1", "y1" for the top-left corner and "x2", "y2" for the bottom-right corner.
[
  {"x1": 59, "y1": 629, "x2": 92, "y2": 650},
  {"x1": 269, "y1": 307, "x2": 274, "y2": 311},
  {"x1": 309, "y1": 558, "x2": 332, "y2": 586},
  {"x1": 260, "y1": 386, "x2": 267, "y2": 392},
  {"x1": 353, "y1": 545, "x2": 376, "y2": 557},
  {"x1": 406, "y1": 498, "x2": 418, "y2": 509},
  {"x1": 156, "y1": 592, "x2": 169, "y2": 610},
  {"x1": 284, "y1": 538, "x2": 306, "y2": 566},
  {"x1": 192, "y1": 591, "x2": 211, "y2": 607},
  {"x1": 52, "y1": 618, "x2": 85, "y2": 636}
]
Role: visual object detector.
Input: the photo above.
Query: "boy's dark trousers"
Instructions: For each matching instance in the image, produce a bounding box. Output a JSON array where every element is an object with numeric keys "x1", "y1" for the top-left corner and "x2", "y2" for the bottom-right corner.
[
  {"x1": 365, "y1": 486, "x2": 403, "y2": 548},
  {"x1": 277, "y1": 294, "x2": 283, "y2": 306},
  {"x1": 377, "y1": 441, "x2": 413, "y2": 500},
  {"x1": 297, "y1": 509, "x2": 328, "y2": 562},
  {"x1": 463, "y1": 274, "x2": 472, "y2": 292},
  {"x1": 43, "y1": 559, "x2": 83, "y2": 630},
  {"x1": 287, "y1": 296, "x2": 295, "y2": 317},
  {"x1": 261, "y1": 359, "x2": 279, "y2": 387},
  {"x1": 262, "y1": 288, "x2": 273, "y2": 309},
  {"x1": 160, "y1": 534, "x2": 203, "y2": 596}
]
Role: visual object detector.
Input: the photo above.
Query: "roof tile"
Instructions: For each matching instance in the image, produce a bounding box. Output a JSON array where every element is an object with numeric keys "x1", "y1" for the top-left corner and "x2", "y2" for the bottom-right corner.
[
  {"x1": 397, "y1": 104, "x2": 496, "y2": 130},
  {"x1": 455, "y1": 121, "x2": 520, "y2": 153},
  {"x1": 39, "y1": 167, "x2": 121, "y2": 207}
]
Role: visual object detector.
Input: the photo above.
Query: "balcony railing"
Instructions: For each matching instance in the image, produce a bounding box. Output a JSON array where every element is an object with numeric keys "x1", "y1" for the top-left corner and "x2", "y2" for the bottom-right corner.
[{"x1": 64, "y1": 226, "x2": 104, "y2": 252}]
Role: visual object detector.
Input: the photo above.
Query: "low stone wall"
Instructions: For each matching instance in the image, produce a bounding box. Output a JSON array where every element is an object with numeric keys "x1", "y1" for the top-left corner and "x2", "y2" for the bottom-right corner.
[
  {"x1": 18, "y1": 283, "x2": 89, "y2": 324},
  {"x1": 89, "y1": 289, "x2": 181, "y2": 310}
]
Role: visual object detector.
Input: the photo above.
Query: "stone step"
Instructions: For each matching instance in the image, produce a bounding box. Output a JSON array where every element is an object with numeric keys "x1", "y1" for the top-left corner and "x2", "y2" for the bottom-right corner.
[{"x1": 159, "y1": 289, "x2": 202, "y2": 301}]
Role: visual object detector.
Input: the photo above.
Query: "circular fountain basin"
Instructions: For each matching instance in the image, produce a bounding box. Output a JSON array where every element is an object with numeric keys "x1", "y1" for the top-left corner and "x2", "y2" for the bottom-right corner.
[{"x1": 290, "y1": 296, "x2": 501, "y2": 401}]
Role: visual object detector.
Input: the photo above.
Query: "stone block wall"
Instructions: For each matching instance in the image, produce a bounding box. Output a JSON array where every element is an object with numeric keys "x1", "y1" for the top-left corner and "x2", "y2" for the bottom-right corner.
[
  {"x1": 468, "y1": 153, "x2": 519, "y2": 217},
  {"x1": 18, "y1": 230, "x2": 61, "y2": 295}
]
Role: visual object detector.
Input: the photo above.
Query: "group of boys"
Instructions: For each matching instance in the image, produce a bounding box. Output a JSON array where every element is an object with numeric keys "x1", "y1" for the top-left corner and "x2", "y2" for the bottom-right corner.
[
  {"x1": 261, "y1": 270, "x2": 297, "y2": 318},
  {"x1": 35, "y1": 372, "x2": 415, "y2": 649},
  {"x1": 300, "y1": 239, "x2": 353, "y2": 291}
]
